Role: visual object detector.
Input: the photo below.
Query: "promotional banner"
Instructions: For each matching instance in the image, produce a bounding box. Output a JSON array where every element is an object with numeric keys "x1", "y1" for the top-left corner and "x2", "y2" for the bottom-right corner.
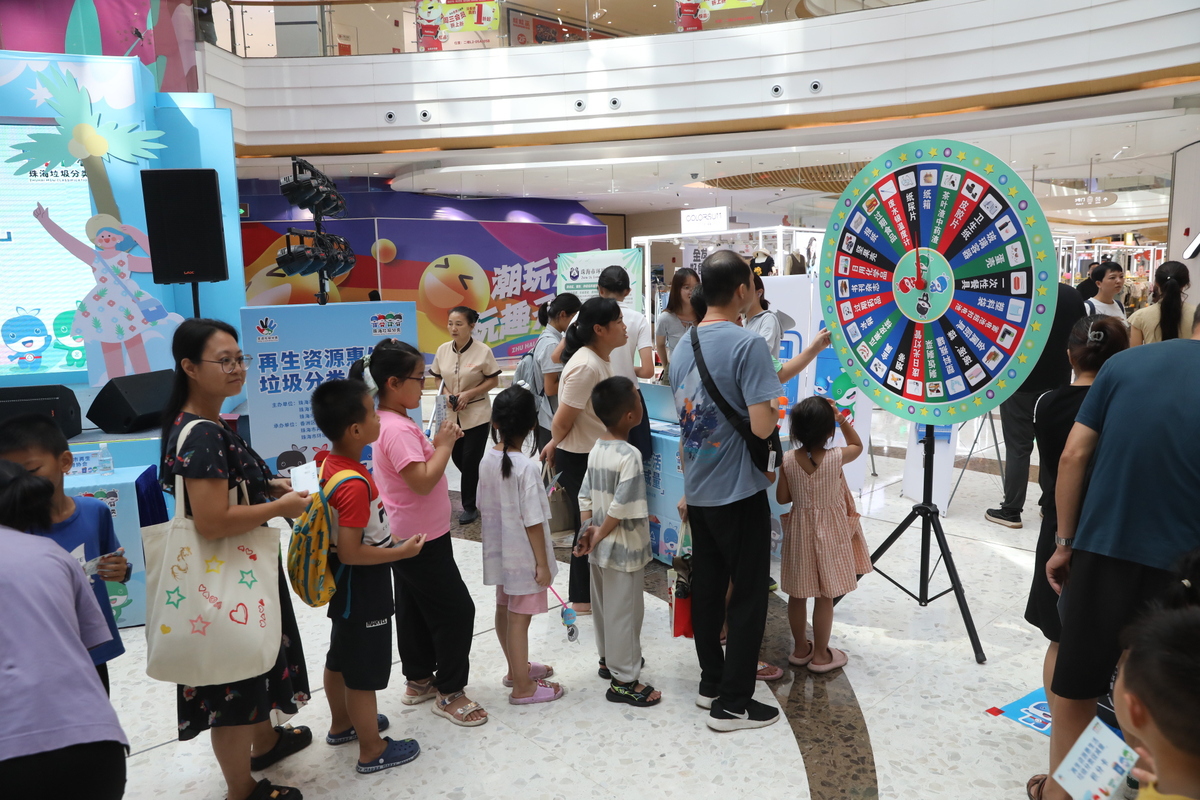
[
  {"x1": 507, "y1": 9, "x2": 616, "y2": 45},
  {"x1": 376, "y1": 218, "x2": 605, "y2": 360},
  {"x1": 557, "y1": 248, "x2": 643, "y2": 313},
  {"x1": 416, "y1": 1, "x2": 499, "y2": 51},
  {"x1": 241, "y1": 301, "x2": 417, "y2": 472}
]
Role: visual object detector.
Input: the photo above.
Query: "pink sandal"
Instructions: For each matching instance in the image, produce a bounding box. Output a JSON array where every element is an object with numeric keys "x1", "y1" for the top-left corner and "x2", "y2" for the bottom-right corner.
[
  {"x1": 807, "y1": 648, "x2": 849, "y2": 674},
  {"x1": 502, "y1": 662, "x2": 555, "y2": 688},
  {"x1": 755, "y1": 661, "x2": 784, "y2": 681},
  {"x1": 508, "y1": 678, "x2": 565, "y2": 705},
  {"x1": 787, "y1": 641, "x2": 816, "y2": 667}
]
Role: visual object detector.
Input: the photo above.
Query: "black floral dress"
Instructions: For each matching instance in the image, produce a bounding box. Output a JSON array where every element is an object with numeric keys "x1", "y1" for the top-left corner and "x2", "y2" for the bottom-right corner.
[{"x1": 163, "y1": 412, "x2": 310, "y2": 741}]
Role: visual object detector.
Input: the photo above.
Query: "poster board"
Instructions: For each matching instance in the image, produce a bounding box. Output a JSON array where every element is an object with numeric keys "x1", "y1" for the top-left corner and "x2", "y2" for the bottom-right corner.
[{"x1": 556, "y1": 248, "x2": 643, "y2": 313}]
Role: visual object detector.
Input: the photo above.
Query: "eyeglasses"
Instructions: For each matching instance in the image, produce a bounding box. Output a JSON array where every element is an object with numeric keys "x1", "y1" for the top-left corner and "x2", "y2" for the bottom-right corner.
[
  {"x1": 202, "y1": 355, "x2": 254, "y2": 373},
  {"x1": 402, "y1": 374, "x2": 427, "y2": 384}
]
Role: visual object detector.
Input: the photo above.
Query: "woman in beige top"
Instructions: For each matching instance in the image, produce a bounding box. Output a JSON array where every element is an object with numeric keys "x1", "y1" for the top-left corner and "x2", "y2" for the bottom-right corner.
[
  {"x1": 431, "y1": 306, "x2": 501, "y2": 524},
  {"x1": 1129, "y1": 261, "x2": 1194, "y2": 346},
  {"x1": 539, "y1": 297, "x2": 627, "y2": 612}
]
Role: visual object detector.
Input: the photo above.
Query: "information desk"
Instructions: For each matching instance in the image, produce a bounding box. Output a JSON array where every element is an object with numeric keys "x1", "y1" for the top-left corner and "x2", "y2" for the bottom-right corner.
[{"x1": 63, "y1": 466, "x2": 160, "y2": 629}]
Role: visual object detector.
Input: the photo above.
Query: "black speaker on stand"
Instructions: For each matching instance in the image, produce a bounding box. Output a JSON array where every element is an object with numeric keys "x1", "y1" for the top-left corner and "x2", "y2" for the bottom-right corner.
[{"x1": 140, "y1": 168, "x2": 229, "y2": 318}]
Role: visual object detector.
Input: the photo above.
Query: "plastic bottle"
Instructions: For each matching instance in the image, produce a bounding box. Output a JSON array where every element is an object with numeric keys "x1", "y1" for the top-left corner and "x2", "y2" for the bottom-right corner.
[{"x1": 98, "y1": 443, "x2": 114, "y2": 475}]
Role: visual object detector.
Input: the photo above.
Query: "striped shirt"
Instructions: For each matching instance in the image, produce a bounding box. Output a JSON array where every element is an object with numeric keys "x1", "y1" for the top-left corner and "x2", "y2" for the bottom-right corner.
[{"x1": 578, "y1": 438, "x2": 652, "y2": 572}]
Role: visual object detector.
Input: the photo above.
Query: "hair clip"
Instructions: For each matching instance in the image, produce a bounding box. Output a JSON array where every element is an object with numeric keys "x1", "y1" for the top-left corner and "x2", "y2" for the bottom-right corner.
[
  {"x1": 1184, "y1": 578, "x2": 1194, "y2": 589},
  {"x1": 1087, "y1": 323, "x2": 1105, "y2": 344},
  {"x1": 360, "y1": 354, "x2": 378, "y2": 397}
]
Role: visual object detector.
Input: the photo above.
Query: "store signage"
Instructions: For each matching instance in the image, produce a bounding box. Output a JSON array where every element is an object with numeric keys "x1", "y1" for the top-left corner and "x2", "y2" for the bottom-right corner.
[
  {"x1": 680, "y1": 206, "x2": 729, "y2": 234},
  {"x1": 1038, "y1": 192, "x2": 1117, "y2": 211}
]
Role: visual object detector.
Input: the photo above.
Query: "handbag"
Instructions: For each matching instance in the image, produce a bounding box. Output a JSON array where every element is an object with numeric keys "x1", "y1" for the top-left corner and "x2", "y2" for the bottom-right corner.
[
  {"x1": 543, "y1": 460, "x2": 574, "y2": 535},
  {"x1": 108, "y1": 264, "x2": 168, "y2": 322},
  {"x1": 142, "y1": 419, "x2": 285, "y2": 687},
  {"x1": 689, "y1": 326, "x2": 782, "y2": 474}
]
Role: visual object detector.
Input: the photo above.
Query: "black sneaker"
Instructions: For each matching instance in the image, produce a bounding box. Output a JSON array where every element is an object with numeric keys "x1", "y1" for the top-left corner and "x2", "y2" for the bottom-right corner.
[
  {"x1": 706, "y1": 698, "x2": 780, "y2": 732},
  {"x1": 458, "y1": 507, "x2": 480, "y2": 525},
  {"x1": 984, "y1": 508, "x2": 1022, "y2": 529},
  {"x1": 695, "y1": 691, "x2": 717, "y2": 709},
  {"x1": 767, "y1": 576, "x2": 779, "y2": 593}
]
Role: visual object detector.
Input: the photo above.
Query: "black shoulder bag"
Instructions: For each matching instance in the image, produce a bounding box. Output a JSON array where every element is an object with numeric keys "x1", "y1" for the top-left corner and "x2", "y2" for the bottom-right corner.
[{"x1": 689, "y1": 326, "x2": 782, "y2": 474}]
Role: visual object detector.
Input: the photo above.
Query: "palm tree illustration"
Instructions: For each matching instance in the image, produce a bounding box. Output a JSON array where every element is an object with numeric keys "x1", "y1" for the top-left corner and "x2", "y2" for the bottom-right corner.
[{"x1": 5, "y1": 67, "x2": 165, "y2": 220}]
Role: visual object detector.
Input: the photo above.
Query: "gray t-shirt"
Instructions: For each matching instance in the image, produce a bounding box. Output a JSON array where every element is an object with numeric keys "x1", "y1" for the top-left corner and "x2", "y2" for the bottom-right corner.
[
  {"x1": 1074, "y1": 338, "x2": 1200, "y2": 570},
  {"x1": 532, "y1": 326, "x2": 563, "y2": 430},
  {"x1": 671, "y1": 322, "x2": 782, "y2": 507},
  {"x1": 743, "y1": 310, "x2": 783, "y2": 358},
  {"x1": 657, "y1": 311, "x2": 692, "y2": 357}
]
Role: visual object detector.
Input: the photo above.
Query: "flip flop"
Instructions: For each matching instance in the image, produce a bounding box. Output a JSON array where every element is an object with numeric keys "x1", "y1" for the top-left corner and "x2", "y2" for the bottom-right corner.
[
  {"x1": 787, "y1": 642, "x2": 816, "y2": 667},
  {"x1": 807, "y1": 648, "x2": 849, "y2": 674},
  {"x1": 509, "y1": 679, "x2": 565, "y2": 705},
  {"x1": 755, "y1": 661, "x2": 784, "y2": 681},
  {"x1": 502, "y1": 661, "x2": 554, "y2": 688},
  {"x1": 401, "y1": 679, "x2": 436, "y2": 705},
  {"x1": 1026, "y1": 774, "x2": 1048, "y2": 800}
]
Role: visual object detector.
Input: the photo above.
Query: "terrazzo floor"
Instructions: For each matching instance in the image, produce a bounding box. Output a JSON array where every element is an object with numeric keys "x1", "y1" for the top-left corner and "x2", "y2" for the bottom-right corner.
[{"x1": 107, "y1": 406, "x2": 1056, "y2": 799}]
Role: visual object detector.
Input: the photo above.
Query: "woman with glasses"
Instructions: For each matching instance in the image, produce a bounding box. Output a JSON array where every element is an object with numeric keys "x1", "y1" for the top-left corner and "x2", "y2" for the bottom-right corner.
[{"x1": 159, "y1": 318, "x2": 315, "y2": 800}]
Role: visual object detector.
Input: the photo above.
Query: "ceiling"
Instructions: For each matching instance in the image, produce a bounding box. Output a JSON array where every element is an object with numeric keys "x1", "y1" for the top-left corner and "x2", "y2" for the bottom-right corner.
[{"x1": 236, "y1": 89, "x2": 1200, "y2": 241}]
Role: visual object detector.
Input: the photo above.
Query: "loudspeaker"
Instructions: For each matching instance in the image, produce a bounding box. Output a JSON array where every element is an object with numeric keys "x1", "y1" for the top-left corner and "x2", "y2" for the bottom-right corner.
[
  {"x1": 141, "y1": 168, "x2": 229, "y2": 285},
  {"x1": 87, "y1": 369, "x2": 175, "y2": 434},
  {"x1": 0, "y1": 385, "x2": 82, "y2": 439}
]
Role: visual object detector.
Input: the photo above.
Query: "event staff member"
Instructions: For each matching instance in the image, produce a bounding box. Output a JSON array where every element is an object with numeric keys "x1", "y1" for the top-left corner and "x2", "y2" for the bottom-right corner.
[
  {"x1": 432, "y1": 307, "x2": 501, "y2": 525},
  {"x1": 671, "y1": 250, "x2": 783, "y2": 732},
  {"x1": 1032, "y1": 308, "x2": 1200, "y2": 800},
  {"x1": 159, "y1": 318, "x2": 314, "y2": 800}
]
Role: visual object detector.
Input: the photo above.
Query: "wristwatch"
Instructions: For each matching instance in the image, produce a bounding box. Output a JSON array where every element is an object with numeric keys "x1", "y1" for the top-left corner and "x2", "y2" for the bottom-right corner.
[{"x1": 1054, "y1": 536, "x2": 1074, "y2": 547}]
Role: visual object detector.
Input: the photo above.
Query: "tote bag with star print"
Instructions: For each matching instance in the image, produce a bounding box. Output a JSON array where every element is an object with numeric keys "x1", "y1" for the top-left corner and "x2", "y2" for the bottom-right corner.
[{"x1": 142, "y1": 419, "x2": 284, "y2": 686}]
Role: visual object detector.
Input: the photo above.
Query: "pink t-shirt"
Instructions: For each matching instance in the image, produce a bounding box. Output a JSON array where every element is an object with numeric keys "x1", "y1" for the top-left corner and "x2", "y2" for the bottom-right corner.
[{"x1": 374, "y1": 408, "x2": 451, "y2": 541}]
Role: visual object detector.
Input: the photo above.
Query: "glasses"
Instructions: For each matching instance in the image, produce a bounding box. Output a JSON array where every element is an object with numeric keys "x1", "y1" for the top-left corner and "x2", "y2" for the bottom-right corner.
[
  {"x1": 202, "y1": 355, "x2": 254, "y2": 373},
  {"x1": 403, "y1": 374, "x2": 427, "y2": 384}
]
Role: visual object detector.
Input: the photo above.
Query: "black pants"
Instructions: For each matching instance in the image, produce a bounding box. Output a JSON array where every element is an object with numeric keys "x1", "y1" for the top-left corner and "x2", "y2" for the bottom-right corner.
[
  {"x1": 999, "y1": 392, "x2": 1037, "y2": 512},
  {"x1": 391, "y1": 533, "x2": 475, "y2": 694},
  {"x1": 96, "y1": 662, "x2": 110, "y2": 697},
  {"x1": 536, "y1": 425, "x2": 553, "y2": 456},
  {"x1": 688, "y1": 491, "x2": 772, "y2": 712},
  {"x1": 0, "y1": 740, "x2": 127, "y2": 800},
  {"x1": 555, "y1": 447, "x2": 591, "y2": 604},
  {"x1": 452, "y1": 422, "x2": 490, "y2": 513},
  {"x1": 627, "y1": 390, "x2": 653, "y2": 461}
]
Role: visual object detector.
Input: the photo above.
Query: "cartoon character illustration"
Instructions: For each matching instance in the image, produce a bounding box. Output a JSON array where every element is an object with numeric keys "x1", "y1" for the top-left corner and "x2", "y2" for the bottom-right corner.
[
  {"x1": 417, "y1": 254, "x2": 489, "y2": 353},
  {"x1": 82, "y1": 489, "x2": 120, "y2": 516},
  {"x1": 275, "y1": 445, "x2": 308, "y2": 477},
  {"x1": 676, "y1": 1, "x2": 704, "y2": 32},
  {"x1": 108, "y1": 582, "x2": 133, "y2": 624},
  {"x1": 32, "y1": 203, "x2": 178, "y2": 381},
  {"x1": 53, "y1": 308, "x2": 87, "y2": 368},
  {"x1": 2, "y1": 308, "x2": 51, "y2": 371},
  {"x1": 814, "y1": 369, "x2": 860, "y2": 426},
  {"x1": 416, "y1": 1, "x2": 447, "y2": 52}
]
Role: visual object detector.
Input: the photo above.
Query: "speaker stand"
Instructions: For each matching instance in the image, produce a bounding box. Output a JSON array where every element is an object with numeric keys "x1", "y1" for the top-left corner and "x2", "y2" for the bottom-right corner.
[
  {"x1": 315, "y1": 268, "x2": 330, "y2": 306},
  {"x1": 866, "y1": 424, "x2": 987, "y2": 664},
  {"x1": 191, "y1": 282, "x2": 202, "y2": 318}
]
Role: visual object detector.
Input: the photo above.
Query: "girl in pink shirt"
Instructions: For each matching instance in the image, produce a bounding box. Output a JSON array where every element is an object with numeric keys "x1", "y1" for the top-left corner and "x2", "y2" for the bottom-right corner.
[{"x1": 349, "y1": 340, "x2": 488, "y2": 727}]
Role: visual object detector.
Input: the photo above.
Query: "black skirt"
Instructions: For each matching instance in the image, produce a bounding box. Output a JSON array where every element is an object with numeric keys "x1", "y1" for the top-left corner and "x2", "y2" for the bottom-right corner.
[{"x1": 1024, "y1": 510, "x2": 1062, "y2": 642}]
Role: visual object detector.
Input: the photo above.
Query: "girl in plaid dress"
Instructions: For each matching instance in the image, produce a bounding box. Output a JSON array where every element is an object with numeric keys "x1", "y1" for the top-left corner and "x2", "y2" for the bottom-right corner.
[{"x1": 775, "y1": 397, "x2": 873, "y2": 674}]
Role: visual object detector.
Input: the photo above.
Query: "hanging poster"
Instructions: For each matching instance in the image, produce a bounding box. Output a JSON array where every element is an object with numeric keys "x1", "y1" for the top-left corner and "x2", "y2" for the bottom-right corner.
[
  {"x1": 507, "y1": 9, "x2": 616, "y2": 45},
  {"x1": 556, "y1": 248, "x2": 644, "y2": 314},
  {"x1": 416, "y1": 0, "x2": 499, "y2": 51},
  {"x1": 819, "y1": 139, "x2": 1058, "y2": 424}
]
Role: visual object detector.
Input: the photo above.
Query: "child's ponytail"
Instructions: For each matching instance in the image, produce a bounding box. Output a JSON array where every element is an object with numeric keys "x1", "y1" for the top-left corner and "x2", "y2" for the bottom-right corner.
[
  {"x1": 348, "y1": 338, "x2": 424, "y2": 398},
  {"x1": 490, "y1": 385, "x2": 539, "y2": 478},
  {"x1": 0, "y1": 459, "x2": 54, "y2": 532}
]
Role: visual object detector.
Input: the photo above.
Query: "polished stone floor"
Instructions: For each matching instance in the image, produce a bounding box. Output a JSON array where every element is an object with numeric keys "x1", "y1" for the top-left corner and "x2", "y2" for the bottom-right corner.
[{"x1": 110, "y1": 408, "x2": 1054, "y2": 799}]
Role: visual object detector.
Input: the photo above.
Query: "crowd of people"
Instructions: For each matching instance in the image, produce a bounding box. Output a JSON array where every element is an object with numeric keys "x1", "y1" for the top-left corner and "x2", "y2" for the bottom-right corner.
[{"x1": 2, "y1": 253, "x2": 1199, "y2": 800}]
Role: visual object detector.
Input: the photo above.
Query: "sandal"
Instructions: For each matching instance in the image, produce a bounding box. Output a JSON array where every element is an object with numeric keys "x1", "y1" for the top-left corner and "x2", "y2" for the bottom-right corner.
[
  {"x1": 432, "y1": 691, "x2": 488, "y2": 727},
  {"x1": 401, "y1": 679, "x2": 437, "y2": 706},
  {"x1": 788, "y1": 641, "x2": 816, "y2": 667},
  {"x1": 249, "y1": 725, "x2": 313, "y2": 771},
  {"x1": 326, "y1": 713, "x2": 389, "y2": 745},
  {"x1": 597, "y1": 656, "x2": 645, "y2": 680},
  {"x1": 1026, "y1": 774, "x2": 1049, "y2": 800},
  {"x1": 502, "y1": 661, "x2": 554, "y2": 688},
  {"x1": 807, "y1": 648, "x2": 849, "y2": 674},
  {"x1": 606, "y1": 679, "x2": 662, "y2": 707},
  {"x1": 509, "y1": 678, "x2": 565, "y2": 705},
  {"x1": 755, "y1": 661, "x2": 784, "y2": 681},
  {"x1": 239, "y1": 778, "x2": 302, "y2": 800}
]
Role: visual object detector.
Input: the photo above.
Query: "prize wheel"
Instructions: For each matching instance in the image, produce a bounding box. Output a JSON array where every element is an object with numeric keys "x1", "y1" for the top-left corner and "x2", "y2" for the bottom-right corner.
[{"x1": 819, "y1": 139, "x2": 1058, "y2": 422}]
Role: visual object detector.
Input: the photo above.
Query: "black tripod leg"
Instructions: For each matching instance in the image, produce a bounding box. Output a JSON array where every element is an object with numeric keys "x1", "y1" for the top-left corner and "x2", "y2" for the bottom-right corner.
[
  {"x1": 870, "y1": 508, "x2": 919, "y2": 564},
  {"x1": 929, "y1": 513, "x2": 987, "y2": 664}
]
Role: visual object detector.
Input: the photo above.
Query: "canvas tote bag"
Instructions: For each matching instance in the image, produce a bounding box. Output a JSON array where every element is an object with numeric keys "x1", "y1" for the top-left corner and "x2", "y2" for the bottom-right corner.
[{"x1": 143, "y1": 419, "x2": 285, "y2": 686}]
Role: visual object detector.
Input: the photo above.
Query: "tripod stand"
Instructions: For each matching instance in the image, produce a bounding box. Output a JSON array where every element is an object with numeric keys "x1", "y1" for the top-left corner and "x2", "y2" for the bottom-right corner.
[{"x1": 869, "y1": 424, "x2": 987, "y2": 664}]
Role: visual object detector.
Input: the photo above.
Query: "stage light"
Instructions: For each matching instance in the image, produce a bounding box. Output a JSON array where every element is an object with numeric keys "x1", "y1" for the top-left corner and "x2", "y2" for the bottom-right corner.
[{"x1": 277, "y1": 158, "x2": 355, "y2": 304}]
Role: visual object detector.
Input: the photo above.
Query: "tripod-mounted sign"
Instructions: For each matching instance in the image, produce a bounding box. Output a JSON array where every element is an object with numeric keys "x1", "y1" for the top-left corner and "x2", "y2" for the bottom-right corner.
[{"x1": 820, "y1": 138, "x2": 1058, "y2": 663}]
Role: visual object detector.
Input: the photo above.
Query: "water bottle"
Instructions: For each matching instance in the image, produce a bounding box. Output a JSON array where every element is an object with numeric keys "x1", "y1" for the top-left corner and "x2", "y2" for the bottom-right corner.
[{"x1": 98, "y1": 443, "x2": 114, "y2": 475}]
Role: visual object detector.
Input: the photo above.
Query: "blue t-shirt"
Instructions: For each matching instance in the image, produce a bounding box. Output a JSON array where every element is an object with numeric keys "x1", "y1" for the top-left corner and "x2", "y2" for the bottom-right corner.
[
  {"x1": 1074, "y1": 339, "x2": 1200, "y2": 570},
  {"x1": 36, "y1": 497, "x2": 125, "y2": 665},
  {"x1": 671, "y1": 322, "x2": 781, "y2": 507}
]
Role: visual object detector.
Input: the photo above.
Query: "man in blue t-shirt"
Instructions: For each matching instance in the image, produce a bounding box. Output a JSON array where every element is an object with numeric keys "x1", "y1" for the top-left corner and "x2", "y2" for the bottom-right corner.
[
  {"x1": 1042, "y1": 307, "x2": 1200, "y2": 799},
  {"x1": 671, "y1": 250, "x2": 783, "y2": 732}
]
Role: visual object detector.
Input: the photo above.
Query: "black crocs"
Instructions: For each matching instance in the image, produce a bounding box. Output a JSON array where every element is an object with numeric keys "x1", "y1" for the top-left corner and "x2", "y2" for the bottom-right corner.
[
  {"x1": 241, "y1": 778, "x2": 302, "y2": 800},
  {"x1": 249, "y1": 725, "x2": 313, "y2": 772}
]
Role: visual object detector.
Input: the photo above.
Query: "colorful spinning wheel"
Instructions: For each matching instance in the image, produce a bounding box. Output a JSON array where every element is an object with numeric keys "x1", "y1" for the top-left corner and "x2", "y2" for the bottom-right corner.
[{"x1": 819, "y1": 139, "x2": 1058, "y2": 422}]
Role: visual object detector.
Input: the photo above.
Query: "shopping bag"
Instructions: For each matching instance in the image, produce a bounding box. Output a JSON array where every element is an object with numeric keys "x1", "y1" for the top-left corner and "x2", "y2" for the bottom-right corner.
[
  {"x1": 543, "y1": 460, "x2": 574, "y2": 535},
  {"x1": 142, "y1": 420, "x2": 285, "y2": 687},
  {"x1": 667, "y1": 568, "x2": 694, "y2": 638}
]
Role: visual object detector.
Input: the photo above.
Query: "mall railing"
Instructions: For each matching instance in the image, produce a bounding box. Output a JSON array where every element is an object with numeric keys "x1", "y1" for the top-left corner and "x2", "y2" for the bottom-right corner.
[{"x1": 197, "y1": 0, "x2": 927, "y2": 58}]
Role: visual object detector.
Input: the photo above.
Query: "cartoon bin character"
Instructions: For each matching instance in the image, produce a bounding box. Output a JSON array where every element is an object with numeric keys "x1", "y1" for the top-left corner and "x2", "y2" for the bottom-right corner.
[
  {"x1": 108, "y1": 582, "x2": 133, "y2": 624},
  {"x1": 53, "y1": 308, "x2": 87, "y2": 368},
  {"x1": 2, "y1": 308, "x2": 51, "y2": 371},
  {"x1": 275, "y1": 445, "x2": 308, "y2": 477},
  {"x1": 416, "y1": 1, "x2": 447, "y2": 52}
]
